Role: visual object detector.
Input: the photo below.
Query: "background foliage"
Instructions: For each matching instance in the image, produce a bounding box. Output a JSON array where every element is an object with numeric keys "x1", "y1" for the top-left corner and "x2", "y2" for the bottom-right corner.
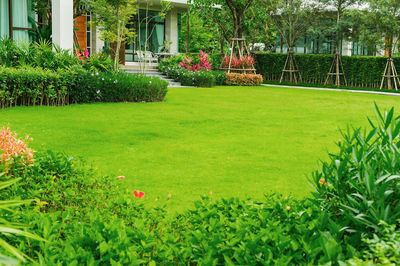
[{"x1": 254, "y1": 52, "x2": 397, "y2": 88}]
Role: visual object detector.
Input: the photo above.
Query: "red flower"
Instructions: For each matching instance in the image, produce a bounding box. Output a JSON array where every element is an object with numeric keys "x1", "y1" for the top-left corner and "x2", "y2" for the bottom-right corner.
[
  {"x1": 319, "y1": 178, "x2": 325, "y2": 184},
  {"x1": 133, "y1": 190, "x2": 145, "y2": 198},
  {"x1": 117, "y1": 176, "x2": 125, "y2": 180}
]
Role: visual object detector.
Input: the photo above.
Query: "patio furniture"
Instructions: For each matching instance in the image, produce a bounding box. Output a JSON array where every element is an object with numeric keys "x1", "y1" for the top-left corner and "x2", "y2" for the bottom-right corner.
[{"x1": 136, "y1": 51, "x2": 159, "y2": 63}]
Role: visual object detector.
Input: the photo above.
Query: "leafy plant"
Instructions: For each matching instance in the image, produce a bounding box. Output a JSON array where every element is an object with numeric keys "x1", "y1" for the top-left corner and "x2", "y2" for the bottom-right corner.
[
  {"x1": 311, "y1": 104, "x2": 400, "y2": 238},
  {"x1": 0, "y1": 177, "x2": 44, "y2": 263}
]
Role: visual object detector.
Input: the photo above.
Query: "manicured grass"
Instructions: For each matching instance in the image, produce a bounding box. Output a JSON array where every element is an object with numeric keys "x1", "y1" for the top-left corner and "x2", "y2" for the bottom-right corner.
[{"x1": 2, "y1": 86, "x2": 400, "y2": 211}]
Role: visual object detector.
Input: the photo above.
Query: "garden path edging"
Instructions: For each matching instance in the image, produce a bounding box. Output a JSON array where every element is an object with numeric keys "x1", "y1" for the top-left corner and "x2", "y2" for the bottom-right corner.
[{"x1": 262, "y1": 84, "x2": 400, "y2": 97}]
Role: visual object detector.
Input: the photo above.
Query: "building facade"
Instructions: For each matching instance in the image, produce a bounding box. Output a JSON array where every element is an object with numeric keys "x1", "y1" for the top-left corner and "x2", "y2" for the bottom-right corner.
[{"x1": 0, "y1": 0, "x2": 188, "y2": 64}]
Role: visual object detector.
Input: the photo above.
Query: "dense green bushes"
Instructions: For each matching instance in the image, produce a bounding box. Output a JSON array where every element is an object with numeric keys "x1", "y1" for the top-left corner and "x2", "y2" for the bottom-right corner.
[
  {"x1": 158, "y1": 64, "x2": 225, "y2": 87},
  {"x1": 311, "y1": 105, "x2": 400, "y2": 237},
  {"x1": 0, "y1": 66, "x2": 168, "y2": 108},
  {"x1": 0, "y1": 38, "x2": 113, "y2": 73},
  {"x1": 254, "y1": 53, "x2": 395, "y2": 88}
]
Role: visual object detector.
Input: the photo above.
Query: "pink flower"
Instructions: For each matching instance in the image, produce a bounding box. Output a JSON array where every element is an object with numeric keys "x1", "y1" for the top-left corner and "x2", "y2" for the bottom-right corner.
[
  {"x1": 117, "y1": 176, "x2": 125, "y2": 180},
  {"x1": 133, "y1": 190, "x2": 145, "y2": 198},
  {"x1": 286, "y1": 206, "x2": 291, "y2": 211},
  {"x1": 167, "y1": 193, "x2": 172, "y2": 198}
]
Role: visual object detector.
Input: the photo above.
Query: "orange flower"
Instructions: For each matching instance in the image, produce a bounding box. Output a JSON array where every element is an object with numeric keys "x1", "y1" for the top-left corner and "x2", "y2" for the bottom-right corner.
[
  {"x1": 167, "y1": 194, "x2": 172, "y2": 198},
  {"x1": 133, "y1": 190, "x2": 145, "y2": 198},
  {"x1": 319, "y1": 179, "x2": 325, "y2": 184},
  {"x1": 117, "y1": 176, "x2": 125, "y2": 180},
  {"x1": 286, "y1": 206, "x2": 291, "y2": 211}
]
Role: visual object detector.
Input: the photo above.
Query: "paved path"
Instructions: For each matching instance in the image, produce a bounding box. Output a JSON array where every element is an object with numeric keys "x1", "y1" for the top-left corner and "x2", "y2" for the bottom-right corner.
[{"x1": 262, "y1": 84, "x2": 400, "y2": 97}]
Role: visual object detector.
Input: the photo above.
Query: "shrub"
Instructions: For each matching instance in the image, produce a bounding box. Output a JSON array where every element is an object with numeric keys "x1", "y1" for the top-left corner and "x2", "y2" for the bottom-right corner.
[
  {"x1": 212, "y1": 71, "x2": 227, "y2": 85},
  {"x1": 311, "y1": 104, "x2": 400, "y2": 239},
  {"x1": 179, "y1": 70, "x2": 216, "y2": 87},
  {"x1": 0, "y1": 66, "x2": 168, "y2": 108},
  {"x1": 253, "y1": 52, "x2": 397, "y2": 88},
  {"x1": 222, "y1": 55, "x2": 255, "y2": 69},
  {"x1": 0, "y1": 38, "x2": 114, "y2": 73},
  {"x1": 179, "y1": 50, "x2": 212, "y2": 71},
  {"x1": 226, "y1": 73, "x2": 263, "y2": 86},
  {"x1": 0, "y1": 127, "x2": 34, "y2": 176}
]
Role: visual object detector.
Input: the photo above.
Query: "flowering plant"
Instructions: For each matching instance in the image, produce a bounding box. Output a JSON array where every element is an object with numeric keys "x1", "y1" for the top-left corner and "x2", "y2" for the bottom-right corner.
[
  {"x1": 0, "y1": 127, "x2": 34, "y2": 175},
  {"x1": 223, "y1": 55, "x2": 255, "y2": 69},
  {"x1": 179, "y1": 50, "x2": 212, "y2": 72},
  {"x1": 75, "y1": 49, "x2": 89, "y2": 61}
]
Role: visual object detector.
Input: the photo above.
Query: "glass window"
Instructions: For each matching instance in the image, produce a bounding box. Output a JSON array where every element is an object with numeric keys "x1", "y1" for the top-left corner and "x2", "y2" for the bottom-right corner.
[
  {"x1": 12, "y1": 0, "x2": 30, "y2": 43},
  {"x1": 0, "y1": 0, "x2": 10, "y2": 38}
]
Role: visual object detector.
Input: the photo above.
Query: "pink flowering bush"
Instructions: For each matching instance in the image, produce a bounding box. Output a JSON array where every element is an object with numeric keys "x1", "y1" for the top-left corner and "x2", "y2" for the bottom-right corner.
[
  {"x1": 75, "y1": 49, "x2": 90, "y2": 62},
  {"x1": 179, "y1": 50, "x2": 212, "y2": 72},
  {"x1": 223, "y1": 55, "x2": 255, "y2": 69},
  {"x1": 0, "y1": 127, "x2": 34, "y2": 175}
]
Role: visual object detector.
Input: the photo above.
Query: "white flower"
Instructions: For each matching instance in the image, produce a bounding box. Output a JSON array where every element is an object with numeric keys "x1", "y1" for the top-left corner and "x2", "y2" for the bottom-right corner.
[
  {"x1": 96, "y1": 72, "x2": 99, "y2": 76},
  {"x1": 102, "y1": 78, "x2": 104, "y2": 81},
  {"x1": 96, "y1": 90, "x2": 100, "y2": 94},
  {"x1": 149, "y1": 81, "x2": 152, "y2": 84},
  {"x1": 114, "y1": 80, "x2": 118, "y2": 83}
]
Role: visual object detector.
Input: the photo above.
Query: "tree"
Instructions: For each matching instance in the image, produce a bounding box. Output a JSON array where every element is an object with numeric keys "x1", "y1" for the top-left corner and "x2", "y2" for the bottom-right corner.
[
  {"x1": 266, "y1": 0, "x2": 314, "y2": 83},
  {"x1": 178, "y1": 11, "x2": 220, "y2": 53},
  {"x1": 316, "y1": 0, "x2": 360, "y2": 86},
  {"x1": 190, "y1": 0, "x2": 255, "y2": 41},
  {"x1": 354, "y1": 0, "x2": 400, "y2": 90},
  {"x1": 90, "y1": 0, "x2": 137, "y2": 69}
]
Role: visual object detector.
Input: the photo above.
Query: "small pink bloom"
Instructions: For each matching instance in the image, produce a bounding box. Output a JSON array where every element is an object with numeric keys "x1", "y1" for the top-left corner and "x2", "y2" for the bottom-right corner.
[
  {"x1": 167, "y1": 194, "x2": 171, "y2": 198},
  {"x1": 117, "y1": 176, "x2": 125, "y2": 180}
]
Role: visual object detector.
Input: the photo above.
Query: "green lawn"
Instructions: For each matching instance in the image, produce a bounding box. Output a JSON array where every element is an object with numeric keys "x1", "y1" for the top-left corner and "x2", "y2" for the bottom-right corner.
[{"x1": 1, "y1": 86, "x2": 400, "y2": 212}]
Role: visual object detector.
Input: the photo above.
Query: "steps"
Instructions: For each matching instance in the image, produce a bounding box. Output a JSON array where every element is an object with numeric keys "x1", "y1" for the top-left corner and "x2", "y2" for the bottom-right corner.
[{"x1": 122, "y1": 68, "x2": 189, "y2": 88}]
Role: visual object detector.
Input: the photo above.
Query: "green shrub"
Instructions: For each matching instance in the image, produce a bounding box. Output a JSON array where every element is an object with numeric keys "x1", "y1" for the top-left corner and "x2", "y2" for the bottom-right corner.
[
  {"x1": 0, "y1": 66, "x2": 168, "y2": 108},
  {"x1": 0, "y1": 38, "x2": 114, "y2": 73},
  {"x1": 311, "y1": 104, "x2": 400, "y2": 238},
  {"x1": 179, "y1": 70, "x2": 216, "y2": 87},
  {"x1": 348, "y1": 221, "x2": 400, "y2": 265},
  {"x1": 254, "y1": 53, "x2": 395, "y2": 88},
  {"x1": 212, "y1": 70, "x2": 227, "y2": 85}
]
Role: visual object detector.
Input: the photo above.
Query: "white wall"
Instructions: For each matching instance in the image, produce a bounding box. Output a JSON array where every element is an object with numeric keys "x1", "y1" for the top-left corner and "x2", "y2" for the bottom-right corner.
[{"x1": 52, "y1": 0, "x2": 74, "y2": 51}]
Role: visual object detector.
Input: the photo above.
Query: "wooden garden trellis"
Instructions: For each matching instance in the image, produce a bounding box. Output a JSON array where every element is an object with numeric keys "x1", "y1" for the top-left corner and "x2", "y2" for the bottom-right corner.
[
  {"x1": 280, "y1": 47, "x2": 302, "y2": 83},
  {"x1": 220, "y1": 38, "x2": 256, "y2": 74},
  {"x1": 380, "y1": 57, "x2": 400, "y2": 90},
  {"x1": 325, "y1": 47, "x2": 347, "y2": 86}
]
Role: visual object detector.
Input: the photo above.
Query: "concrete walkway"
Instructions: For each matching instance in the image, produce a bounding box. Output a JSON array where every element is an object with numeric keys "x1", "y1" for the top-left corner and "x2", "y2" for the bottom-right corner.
[{"x1": 262, "y1": 84, "x2": 400, "y2": 97}]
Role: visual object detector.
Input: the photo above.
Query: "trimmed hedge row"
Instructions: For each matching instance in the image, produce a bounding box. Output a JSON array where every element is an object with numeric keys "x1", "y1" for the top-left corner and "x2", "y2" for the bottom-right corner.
[
  {"x1": 254, "y1": 53, "x2": 396, "y2": 88},
  {"x1": 0, "y1": 66, "x2": 168, "y2": 108}
]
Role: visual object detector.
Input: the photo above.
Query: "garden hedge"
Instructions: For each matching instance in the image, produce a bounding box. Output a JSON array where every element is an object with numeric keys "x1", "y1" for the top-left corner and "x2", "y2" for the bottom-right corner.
[
  {"x1": 0, "y1": 66, "x2": 168, "y2": 109},
  {"x1": 253, "y1": 53, "x2": 399, "y2": 88}
]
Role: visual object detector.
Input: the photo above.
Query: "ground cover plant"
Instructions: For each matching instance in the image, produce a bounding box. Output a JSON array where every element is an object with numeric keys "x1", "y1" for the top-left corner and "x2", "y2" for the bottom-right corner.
[
  {"x1": 3, "y1": 86, "x2": 400, "y2": 211},
  {"x1": 1, "y1": 104, "x2": 400, "y2": 264}
]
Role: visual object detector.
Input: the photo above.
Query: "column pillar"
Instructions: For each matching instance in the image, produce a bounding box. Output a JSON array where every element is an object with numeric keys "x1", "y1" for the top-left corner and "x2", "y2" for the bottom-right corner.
[
  {"x1": 52, "y1": 0, "x2": 74, "y2": 51},
  {"x1": 165, "y1": 9, "x2": 178, "y2": 54}
]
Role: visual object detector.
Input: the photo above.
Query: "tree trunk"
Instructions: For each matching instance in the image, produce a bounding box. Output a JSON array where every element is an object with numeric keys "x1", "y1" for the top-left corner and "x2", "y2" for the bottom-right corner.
[{"x1": 115, "y1": 9, "x2": 121, "y2": 70}]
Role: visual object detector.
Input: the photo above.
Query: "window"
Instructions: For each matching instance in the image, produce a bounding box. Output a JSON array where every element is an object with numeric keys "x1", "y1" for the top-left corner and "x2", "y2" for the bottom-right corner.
[{"x1": 0, "y1": 0, "x2": 34, "y2": 42}]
